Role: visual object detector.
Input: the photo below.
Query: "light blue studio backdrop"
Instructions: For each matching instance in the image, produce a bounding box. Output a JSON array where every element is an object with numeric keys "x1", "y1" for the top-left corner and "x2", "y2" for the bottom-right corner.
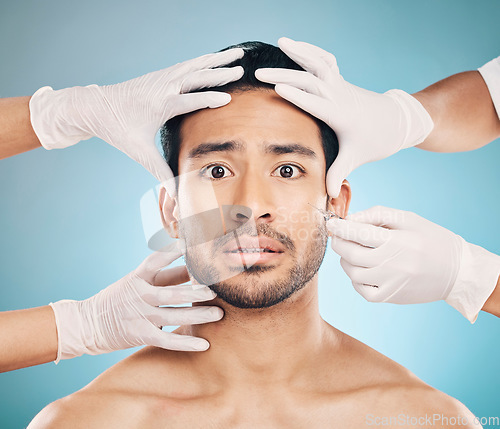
[{"x1": 1, "y1": 0, "x2": 499, "y2": 427}]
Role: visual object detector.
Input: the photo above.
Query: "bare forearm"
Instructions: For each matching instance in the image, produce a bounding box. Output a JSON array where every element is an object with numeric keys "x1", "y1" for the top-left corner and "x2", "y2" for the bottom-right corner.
[
  {"x1": 482, "y1": 275, "x2": 500, "y2": 318},
  {"x1": 413, "y1": 71, "x2": 500, "y2": 152},
  {"x1": 0, "y1": 305, "x2": 57, "y2": 372},
  {"x1": 0, "y1": 96, "x2": 41, "y2": 159}
]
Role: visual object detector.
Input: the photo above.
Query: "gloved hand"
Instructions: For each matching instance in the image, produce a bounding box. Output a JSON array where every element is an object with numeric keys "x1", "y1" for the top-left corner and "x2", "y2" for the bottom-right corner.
[
  {"x1": 255, "y1": 37, "x2": 434, "y2": 198},
  {"x1": 29, "y1": 48, "x2": 244, "y2": 182},
  {"x1": 49, "y1": 242, "x2": 222, "y2": 363},
  {"x1": 327, "y1": 206, "x2": 500, "y2": 322}
]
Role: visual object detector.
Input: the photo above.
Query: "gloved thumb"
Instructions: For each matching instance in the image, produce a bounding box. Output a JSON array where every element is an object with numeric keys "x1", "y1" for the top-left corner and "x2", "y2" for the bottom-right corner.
[
  {"x1": 326, "y1": 149, "x2": 353, "y2": 198},
  {"x1": 149, "y1": 328, "x2": 210, "y2": 352},
  {"x1": 347, "y1": 205, "x2": 410, "y2": 230},
  {"x1": 141, "y1": 144, "x2": 175, "y2": 183}
]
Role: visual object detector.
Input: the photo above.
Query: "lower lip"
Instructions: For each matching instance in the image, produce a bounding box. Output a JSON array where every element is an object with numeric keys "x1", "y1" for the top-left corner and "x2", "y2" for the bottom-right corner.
[{"x1": 223, "y1": 251, "x2": 284, "y2": 265}]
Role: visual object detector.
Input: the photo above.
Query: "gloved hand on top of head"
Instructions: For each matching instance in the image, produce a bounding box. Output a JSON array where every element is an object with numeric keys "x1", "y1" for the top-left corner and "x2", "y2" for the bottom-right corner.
[
  {"x1": 255, "y1": 37, "x2": 434, "y2": 198},
  {"x1": 29, "y1": 48, "x2": 244, "y2": 182}
]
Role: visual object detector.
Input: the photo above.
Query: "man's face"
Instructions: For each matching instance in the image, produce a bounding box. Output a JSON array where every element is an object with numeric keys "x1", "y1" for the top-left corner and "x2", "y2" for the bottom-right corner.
[{"x1": 164, "y1": 89, "x2": 349, "y2": 309}]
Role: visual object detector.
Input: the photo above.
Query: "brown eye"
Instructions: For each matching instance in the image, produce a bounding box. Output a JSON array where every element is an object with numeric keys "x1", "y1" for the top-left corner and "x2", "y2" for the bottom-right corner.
[
  {"x1": 273, "y1": 164, "x2": 305, "y2": 179},
  {"x1": 211, "y1": 166, "x2": 226, "y2": 179},
  {"x1": 200, "y1": 164, "x2": 231, "y2": 181},
  {"x1": 280, "y1": 165, "x2": 294, "y2": 178}
]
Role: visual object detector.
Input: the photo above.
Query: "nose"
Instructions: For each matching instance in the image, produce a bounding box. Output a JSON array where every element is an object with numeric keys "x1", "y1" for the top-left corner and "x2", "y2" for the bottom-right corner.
[{"x1": 227, "y1": 174, "x2": 277, "y2": 228}]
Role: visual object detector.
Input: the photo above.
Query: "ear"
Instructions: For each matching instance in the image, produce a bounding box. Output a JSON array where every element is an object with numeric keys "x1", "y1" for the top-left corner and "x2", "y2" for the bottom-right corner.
[
  {"x1": 327, "y1": 179, "x2": 351, "y2": 219},
  {"x1": 158, "y1": 186, "x2": 180, "y2": 239}
]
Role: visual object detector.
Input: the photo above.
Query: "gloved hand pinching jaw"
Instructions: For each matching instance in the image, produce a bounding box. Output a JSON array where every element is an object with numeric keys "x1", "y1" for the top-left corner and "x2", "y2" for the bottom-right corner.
[
  {"x1": 49, "y1": 241, "x2": 222, "y2": 363},
  {"x1": 255, "y1": 37, "x2": 434, "y2": 198},
  {"x1": 29, "y1": 48, "x2": 245, "y2": 182},
  {"x1": 327, "y1": 205, "x2": 500, "y2": 323}
]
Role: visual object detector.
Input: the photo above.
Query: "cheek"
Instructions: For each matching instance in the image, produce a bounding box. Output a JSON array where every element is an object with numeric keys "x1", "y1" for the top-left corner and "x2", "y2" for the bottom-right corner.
[
  {"x1": 295, "y1": 222, "x2": 326, "y2": 246},
  {"x1": 275, "y1": 207, "x2": 322, "y2": 243},
  {"x1": 177, "y1": 177, "x2": 222, "y2": 219},
  {"x1": 295, "y1": 226, "x2": 312, "y2": 243}
]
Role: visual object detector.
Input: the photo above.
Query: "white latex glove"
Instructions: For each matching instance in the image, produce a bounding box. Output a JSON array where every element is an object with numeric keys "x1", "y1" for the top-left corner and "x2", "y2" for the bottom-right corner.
[
  {"x1": 327, "y1": 206, "x2": 500, "y2": 322},
  {"x1": 49, "y1": 242, "x2": 222, "y2": 363},
  {"x1": 29, "y1": 48, "x2": 244, "y2": 182},
  {"x1": 255, "y1": 37, "x2": 434, "y2": 198}
]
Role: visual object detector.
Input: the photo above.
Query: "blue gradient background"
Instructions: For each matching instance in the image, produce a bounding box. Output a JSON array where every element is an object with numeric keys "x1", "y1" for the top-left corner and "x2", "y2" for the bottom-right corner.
[{"x1": 1, "y1": 0, "x2": 499, "y2": 427}]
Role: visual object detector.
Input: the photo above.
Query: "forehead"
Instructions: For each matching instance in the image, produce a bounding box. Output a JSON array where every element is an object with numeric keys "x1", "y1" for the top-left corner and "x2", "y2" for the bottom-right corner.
[{"x1": 177, "y1": 90, "x2": 324, "y2": 168}]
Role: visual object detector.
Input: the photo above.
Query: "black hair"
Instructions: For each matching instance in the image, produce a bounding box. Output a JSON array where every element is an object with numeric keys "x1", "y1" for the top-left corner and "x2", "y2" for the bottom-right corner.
[{"x1": 160, "y1": 41, "x2": 339, "y2": 178}]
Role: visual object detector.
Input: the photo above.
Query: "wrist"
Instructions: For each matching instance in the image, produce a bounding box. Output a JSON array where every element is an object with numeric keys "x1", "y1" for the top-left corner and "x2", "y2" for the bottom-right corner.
[
  {"x1": 29, "y1": 85, "x2": 100, "y2": 150},
  {"x1": 384, "y1": 89, "x2": 434, "y2": 150},
  {"x1": 482, "y1": 275, "x2": 500, "y2": 317},
  {"x1": 445, "y1": 237, "x2": 500, "y2": 323},
  {"x1": 49, "y1": 298, "x2": 97, "y2": 363}
]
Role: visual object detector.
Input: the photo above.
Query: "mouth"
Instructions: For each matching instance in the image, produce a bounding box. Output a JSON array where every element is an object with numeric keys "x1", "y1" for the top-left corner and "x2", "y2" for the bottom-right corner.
[
  {"x1": 227, "y1": 248, "x2": 276, "y2": 253},
  {"x1": 222, "y1": 236, "x2": 285, "y2": 264},
  {"x1": 222, "y1": 236, "x2": 285, "y2": 254}
]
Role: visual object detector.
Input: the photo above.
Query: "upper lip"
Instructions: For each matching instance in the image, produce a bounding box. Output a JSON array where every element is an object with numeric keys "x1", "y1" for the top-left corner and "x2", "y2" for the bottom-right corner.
[{"x1": 222, "y1": 235, "x2": 285, "y2": 253}]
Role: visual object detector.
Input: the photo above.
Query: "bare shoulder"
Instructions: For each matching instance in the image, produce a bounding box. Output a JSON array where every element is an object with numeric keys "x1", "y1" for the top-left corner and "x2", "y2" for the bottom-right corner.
[
  {"x1": 28, "y1": 347, "x2": 196, "y2": 428},
  {"x1": 327, "y1": 329, "x2": 479, "y2": 428},
  {"x1": 364, "y1": 384, "x2": 480, "y2": 429},
  {"x1": 326, "y1": 329, "x2": 427, "y2": 391},
  {"x1": 27, "y1": 388, "x2": 151, "y2": 429}
]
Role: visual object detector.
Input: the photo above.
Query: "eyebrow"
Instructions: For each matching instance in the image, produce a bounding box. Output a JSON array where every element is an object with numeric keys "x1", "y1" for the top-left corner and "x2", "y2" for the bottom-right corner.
[{"x1": 186, "y1": 141, "x2": 317, "y2": 160}]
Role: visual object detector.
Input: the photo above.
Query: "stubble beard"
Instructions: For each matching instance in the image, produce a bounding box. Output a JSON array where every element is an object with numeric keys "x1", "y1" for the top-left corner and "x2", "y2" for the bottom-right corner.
[{"x1": 182, "y1": 222, "x2": 329, "y2": 309}]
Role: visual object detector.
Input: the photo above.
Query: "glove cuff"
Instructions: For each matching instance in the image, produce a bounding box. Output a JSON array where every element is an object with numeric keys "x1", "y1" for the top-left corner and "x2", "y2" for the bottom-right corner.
[
  {"x1": 445, "y1": 237, "x2": 500, "y2": 323},
  {"x1": 384, "y1": 89, "x2": 434, "y2": 150},
  {"x1": 49, "y1": 298, "x2": 103, "y2": 363},
  {"x1": 49, "y1": 300, "x2": 86, "y2": 363},
  {"x1": 478, "y1": 56, "x2": 500, "y2": 120},
  {"x1": 30, "y1": 85, "x2": 98, "y2": 150}
]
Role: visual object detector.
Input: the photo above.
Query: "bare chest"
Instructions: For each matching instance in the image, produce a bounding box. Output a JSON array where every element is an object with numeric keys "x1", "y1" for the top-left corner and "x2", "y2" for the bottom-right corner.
[{"x1": 127, "y1": 392, "x2": 371, "y2": 429}]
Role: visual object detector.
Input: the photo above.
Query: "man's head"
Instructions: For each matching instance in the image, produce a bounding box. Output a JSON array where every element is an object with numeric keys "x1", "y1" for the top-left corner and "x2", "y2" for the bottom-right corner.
[
  {"x1": 159, "y1": 41, "x2": 351, "y2": 309},
  {"x1": 161, "y1": 41, "x2": 339, "y2": 179}
]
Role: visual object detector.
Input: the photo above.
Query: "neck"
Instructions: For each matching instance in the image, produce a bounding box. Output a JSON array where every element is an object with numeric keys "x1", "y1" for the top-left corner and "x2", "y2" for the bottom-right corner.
[{"x1": 181, "y1": 274, "x2": 339, "y2": 389}]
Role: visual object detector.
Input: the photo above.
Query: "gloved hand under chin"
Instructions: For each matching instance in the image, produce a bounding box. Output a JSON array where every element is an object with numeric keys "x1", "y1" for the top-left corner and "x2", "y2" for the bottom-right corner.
[{"x1": 49, "y1": 242, "x2": 222, "y2": 363}]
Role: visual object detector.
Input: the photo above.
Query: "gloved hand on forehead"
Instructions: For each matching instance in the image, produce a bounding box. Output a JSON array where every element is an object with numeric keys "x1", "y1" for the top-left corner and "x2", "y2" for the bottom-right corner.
[
  {"x1": 255, "y1": 37, "x2": 434, "y2": 198},
  {"x1": 49, "y1": 241, "x2": 223, "y2": 363},
  {"x1": 29, "y1": 48, "x2": 244, "y2": 182}
]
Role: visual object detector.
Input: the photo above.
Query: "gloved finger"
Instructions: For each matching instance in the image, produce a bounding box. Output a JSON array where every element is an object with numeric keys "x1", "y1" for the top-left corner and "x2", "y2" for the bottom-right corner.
[
  {"x1": 154, "y1": 265, "x2": 190, "y2": 286},
  {"x1": 169, "y1": 92, "x2": 232, "y2": 118},
  {"x1": 348, "y1": 265, "x2": 401, "y2": 303},
  {"x1": 135, "y1": 243, "x2": 183, "y2": 283},
  {"x1": 275, "y1": 82, "x2": 353, "y2": 135},
  {"x1": 279, "y1": 37, "x2": 339, "y2": 70},
  {"x1": 147, "y1": 326, "x2": 210, "y2": 351},
  {"x1": 181, "y1": 47, "x2": 245, "y2": 73},
  {"x1": 347, "y1": 205, "x2": 410, "y2": 230},
  {"x1": 351, "y1": 282, "x2": 384, "y2": 303},
  {"x1": 277, "y1": 37, "x2": 339, "y2": 80},
  {"x1": 340, "y1": 257, "x2": 380, "y2": 288},
  {"x1": 255, "y1": 68, "x2": 330, "y2": 97},
  {"x1": 156, "y1": 285, "x2": 216, "y2": 305},
  {"x1": 274, "y1": 83, "x2": 332, "y2": 125},
  {"x1": 133, "y1": 142, "x2": 175, "y2": 183},
  {"x1": 136, "y1": 279, "x2": 216, "y2": 306},
  {"x1": 155, "y1": 285, "x2": 216, "y2": 305},
  {"x1": 326, "y1": 149, "x2": 355, "y2": 199},
  {"x1": 327, "y1": 217, "x2": 391, "y2": 248},
  {"x1": 331, "y1": 236, "x2": 383, "y2": 268},
  {"x1": 340, "y1": 258, "x2": 386, "y2": 303},
  {"x1": 149, "y1": 305, "x2": 224, "y2": 327},
  {"x1": 179, "y1": 66, "x2": 244, "y2": 93}
]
